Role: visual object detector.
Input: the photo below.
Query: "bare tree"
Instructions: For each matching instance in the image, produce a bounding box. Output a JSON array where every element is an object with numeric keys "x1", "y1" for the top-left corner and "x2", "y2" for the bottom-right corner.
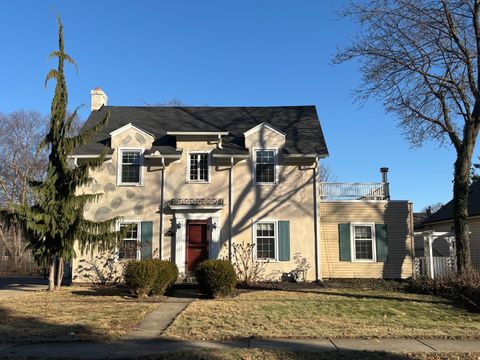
[
  {"x1": 0, "y1": 111, "x2": 47, "y2": 271},
  {"x1": 335, "y1": 0, "x2": 480, "y2": 273},
  {"x1": 421, "y1": 202, "x2": 445, "y2": 215},
  {"x1": 319, "y1": 163, "x2": 337, "y2": 182}
]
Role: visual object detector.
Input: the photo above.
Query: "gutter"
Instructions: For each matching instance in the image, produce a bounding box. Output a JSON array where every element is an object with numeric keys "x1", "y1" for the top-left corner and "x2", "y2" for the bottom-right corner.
[
  {"x1": 313, "y1": 158, "x2": 321, "y2": 282},
  {"x1": 159, "y1": 157, "x2": 166, "y2": 259}
]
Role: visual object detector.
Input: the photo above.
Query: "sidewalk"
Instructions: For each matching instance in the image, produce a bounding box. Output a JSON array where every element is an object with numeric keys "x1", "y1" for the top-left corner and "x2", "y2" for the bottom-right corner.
[{"x1": 0, "y1": 338, "x2": 479, "y2": 358}]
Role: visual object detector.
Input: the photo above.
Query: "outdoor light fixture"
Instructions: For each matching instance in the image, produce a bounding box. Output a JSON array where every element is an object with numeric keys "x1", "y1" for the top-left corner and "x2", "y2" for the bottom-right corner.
[
  {"x1": 212, "y1": 222, "x2": 217, "y2": 229},
  {"x1": 176, "y1": 222, "x2": 182, "y2": 229}
]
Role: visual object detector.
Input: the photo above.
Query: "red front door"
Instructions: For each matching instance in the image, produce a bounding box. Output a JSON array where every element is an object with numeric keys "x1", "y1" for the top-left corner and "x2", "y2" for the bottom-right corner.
[{"x1": 186, "y1": 220, "x2": 209, "y2": 272}]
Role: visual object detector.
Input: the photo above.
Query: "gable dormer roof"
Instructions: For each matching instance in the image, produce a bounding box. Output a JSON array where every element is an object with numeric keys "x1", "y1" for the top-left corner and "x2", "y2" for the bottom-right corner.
[{"x1": 73, "y1": 106, "x2": 329, "y2": 157}]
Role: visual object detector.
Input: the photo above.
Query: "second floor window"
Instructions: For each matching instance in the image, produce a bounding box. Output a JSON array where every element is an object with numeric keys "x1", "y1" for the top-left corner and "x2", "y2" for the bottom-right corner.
[
  {"x1": 189, "y1": 153, "x2": 209, "y2": 182},
  {"x1": 255, "y1": 149, "x2": 276, "y2": 184},
  {"x1": 120, "y1": 150, "x2": 142, "y2": 185}
]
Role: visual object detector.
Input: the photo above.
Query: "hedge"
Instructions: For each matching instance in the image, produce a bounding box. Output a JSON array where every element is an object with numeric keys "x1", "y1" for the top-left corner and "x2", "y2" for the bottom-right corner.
[{"x1": 124, "y1": 259, "x2": 178, "y2": 297}]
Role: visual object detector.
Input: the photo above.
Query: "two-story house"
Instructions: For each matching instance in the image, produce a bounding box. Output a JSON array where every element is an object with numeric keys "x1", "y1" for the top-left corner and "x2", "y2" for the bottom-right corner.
[{"x1": 71, "y1": 88, "x2": 415, "y2": 282}]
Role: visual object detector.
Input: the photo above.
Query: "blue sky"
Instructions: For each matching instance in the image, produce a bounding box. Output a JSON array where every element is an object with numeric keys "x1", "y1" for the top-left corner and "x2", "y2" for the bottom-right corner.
[{"x1": 0, "y1": 1, "x2": 477, "y2": 211}]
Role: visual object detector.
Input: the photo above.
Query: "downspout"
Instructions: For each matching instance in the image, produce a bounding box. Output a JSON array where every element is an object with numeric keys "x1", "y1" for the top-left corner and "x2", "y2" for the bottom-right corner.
[
  {"x1": 228, "y1": 156, "x2": 233, "y2": 261},
  {"x1": 159, "y1": 157, "x2": 165, "y2": 260},
  {"x1": 313, "y1": 158, "x2": 321, "y2": 282}
]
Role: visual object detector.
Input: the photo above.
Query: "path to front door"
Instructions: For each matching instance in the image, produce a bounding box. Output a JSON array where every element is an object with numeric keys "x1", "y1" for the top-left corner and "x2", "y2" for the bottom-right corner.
[{"x1": 186, "y1": 220, "x2": 209, "y2": 273}]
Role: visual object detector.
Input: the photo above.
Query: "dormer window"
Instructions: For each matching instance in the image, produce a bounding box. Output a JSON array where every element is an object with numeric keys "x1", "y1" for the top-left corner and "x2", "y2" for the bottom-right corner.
[
  {"x1": 254, "y1": 149, "x2": 276, "y2": 185},
  {"x1": 118, "y1": 149, "x2": 143, "y2": 186},
  {"x1": 188, "y1": 152, "x2": 209, "y2": 183}
]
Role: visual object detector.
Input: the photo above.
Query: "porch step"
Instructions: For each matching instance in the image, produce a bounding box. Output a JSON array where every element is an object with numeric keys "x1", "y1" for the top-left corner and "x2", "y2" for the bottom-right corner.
[{"x1": 172, "y1": 281, "x2": 198, "y2": 291}]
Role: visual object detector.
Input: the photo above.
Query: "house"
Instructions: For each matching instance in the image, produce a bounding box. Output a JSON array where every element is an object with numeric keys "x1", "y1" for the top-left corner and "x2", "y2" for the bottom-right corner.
[
  {"x1": 70, "y1": 88, "x2": 415, "y2": 282},
  {"x1": 417, "y1": 180, "x2": 480, "y2": 270}
]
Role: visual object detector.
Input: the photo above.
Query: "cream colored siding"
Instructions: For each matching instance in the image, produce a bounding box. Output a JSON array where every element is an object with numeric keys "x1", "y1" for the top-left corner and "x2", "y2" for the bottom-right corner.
[
  {"x1": 319, "y1": 201, "x2": 414, "y2": 278},
  {"x1": 422, "y1": 216, "x2": 480, "y2": 269},
  {"x1": 72, "y1": 124, "x2": 413, "y2": 282}
]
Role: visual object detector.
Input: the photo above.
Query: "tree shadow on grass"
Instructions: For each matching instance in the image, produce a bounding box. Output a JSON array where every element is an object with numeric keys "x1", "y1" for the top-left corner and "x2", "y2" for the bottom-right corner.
[
  {"x1": 0, "y1": 307, "x2": 103, "y2": 343},
  {"x1": 238, "y1": 283, "x2": 452, "y2": 306},
  {"x1": 71, "y1": 286, "x2": 130, "y2": 297}
]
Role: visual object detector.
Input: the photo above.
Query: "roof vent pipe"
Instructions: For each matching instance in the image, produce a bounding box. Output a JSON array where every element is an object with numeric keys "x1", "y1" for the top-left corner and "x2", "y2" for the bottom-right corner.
[{"x1": 380, "y1": 167, "x2": 390, "y2": 200}]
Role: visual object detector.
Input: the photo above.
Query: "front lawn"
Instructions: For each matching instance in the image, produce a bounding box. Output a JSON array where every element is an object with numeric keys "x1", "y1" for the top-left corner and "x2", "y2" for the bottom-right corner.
[
  {"x1": 0, "y1": 286, "x2": 159, "y2": 342},
  {"x1": 163, "y1": 289, "x2": 480, "y2": 340}
]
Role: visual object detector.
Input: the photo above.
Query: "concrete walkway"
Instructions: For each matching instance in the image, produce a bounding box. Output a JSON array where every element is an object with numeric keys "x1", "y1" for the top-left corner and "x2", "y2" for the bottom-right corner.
[
  {"x1": 124, "y1": 287, "x2": 198, "y2": 340},
  {"x1": 0, "y1": 338, "x2": 479, "y2": 358}
]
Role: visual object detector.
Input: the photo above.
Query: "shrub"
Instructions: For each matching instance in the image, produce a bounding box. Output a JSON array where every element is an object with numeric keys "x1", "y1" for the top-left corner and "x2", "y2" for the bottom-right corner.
[
  {"x1": 408, "y1": 271, "x2": 480, "y2": 310},
  {"x1": 124, "y1": 259, "x2": 179, "y2": 297},
  {"x1": 196, "y1": 259, "x2": 237, "y2": 297},
  {"x1": 124, "y1": 260, "x2": 157, "y2": 297},
  {"x1": 150, "y1": 259, "x2": 179, "y2": 296}
]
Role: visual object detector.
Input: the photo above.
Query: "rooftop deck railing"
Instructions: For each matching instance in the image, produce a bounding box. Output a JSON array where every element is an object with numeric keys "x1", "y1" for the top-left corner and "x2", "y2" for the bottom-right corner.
[{"x1": 319, "y1": 182, "x2": 388, "y2": 200}]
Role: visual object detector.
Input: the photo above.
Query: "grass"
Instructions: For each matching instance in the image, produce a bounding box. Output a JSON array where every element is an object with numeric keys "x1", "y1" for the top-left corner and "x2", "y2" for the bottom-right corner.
[
  {"x1": 163, "y1": 289, "x2": 480, "y2": 340},
  {"x1": 0, "y1": 286, "x2": 159, "y2": 342},
  {"x1": 141, "y1": 349, "x2": 480, "y2": 360}
]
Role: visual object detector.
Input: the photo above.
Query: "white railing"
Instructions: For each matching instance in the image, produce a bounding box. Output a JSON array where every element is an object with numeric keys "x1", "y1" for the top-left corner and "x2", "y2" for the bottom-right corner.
[{"x1": 319, "y1": 182, "x2": 387, "y2": 200}]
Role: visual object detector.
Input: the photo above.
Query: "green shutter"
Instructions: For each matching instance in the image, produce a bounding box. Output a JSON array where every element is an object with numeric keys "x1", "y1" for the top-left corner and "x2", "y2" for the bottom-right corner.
[
  {"x1": 278, "y1": 221, "x2": 290, "y2": 261},
  {"x1": 375, "y1": 224, "x2": 388, "y2": 262},
  {"x1": 338, "y1": 223, "x2": 351, "y2": 261},
  {"x1": 141, "y1": 221, "x2": 153, "y2": 260}
]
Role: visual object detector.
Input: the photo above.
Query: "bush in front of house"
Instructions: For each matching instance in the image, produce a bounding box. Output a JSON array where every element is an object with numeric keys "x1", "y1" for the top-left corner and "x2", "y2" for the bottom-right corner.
[
  {"x1": 124, "y1": 260, "x2": 157, "y2": 297},
  {"x1": 408, "y1": 271, "x2": 480, "y2": 310},
  {"x1": 196, "y1": 259, "x2": 237, "y2": 297},
  {"x1": 124, "y1": 259, "x2": 179, "y2": 297},
  {"x1": 150, "y1": 259, "x2": 179, "y2": 296}
]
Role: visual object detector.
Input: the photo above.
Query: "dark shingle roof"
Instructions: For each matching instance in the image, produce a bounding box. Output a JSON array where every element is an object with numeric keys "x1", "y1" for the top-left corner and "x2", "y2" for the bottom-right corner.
[
  {"x1": 421, "y1": 181, "x2": 480, "y2": 225},
  {"x1": 73, "y1": 106, "x2": 328, "y2": 157}
]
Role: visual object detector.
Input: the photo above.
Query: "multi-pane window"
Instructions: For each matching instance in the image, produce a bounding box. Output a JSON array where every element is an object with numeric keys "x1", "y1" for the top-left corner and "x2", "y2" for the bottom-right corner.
[
  {"x1": 255, "y1": 222, "x2": 276, "y2": 260},
  {"x1": 119, "y1": 223, "x2": 140, "y2": 260},
  {"x1": 120, "y1": 150, "x2": 141, "y2": 184},
  {"x1": 255, "y1": 150, "x2": 275, "y2": 184},
  {"x1": 189, "y1": 153, "x2": 209, "y2": 182},
  {"x1": 353, "y1": 224, "x2": 375, "y2": 261}
]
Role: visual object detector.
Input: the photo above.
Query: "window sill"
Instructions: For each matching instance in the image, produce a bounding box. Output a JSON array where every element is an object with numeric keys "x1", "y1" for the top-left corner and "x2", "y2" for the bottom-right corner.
[
  {"x1": 253, "y1": 182, "x2": 277, "y2": 186},
  {"x1": 254, "y1": 258, "x2": 278, "y2": 263},
  {"x1": 351, "y1": 259, "x2": 377, "y2": 263},
  {"x1": 117, "y1": 183, "x2": 143, "y2": 187},
  {"x1": 186, "y1": 181, "x2": 211, "y2": 184}
]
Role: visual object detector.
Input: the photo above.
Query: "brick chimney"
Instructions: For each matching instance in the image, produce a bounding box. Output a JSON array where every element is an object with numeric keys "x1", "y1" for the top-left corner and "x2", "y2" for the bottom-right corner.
[{"x1": 90, "y1": 87, "x2": 108, "y2": 111}]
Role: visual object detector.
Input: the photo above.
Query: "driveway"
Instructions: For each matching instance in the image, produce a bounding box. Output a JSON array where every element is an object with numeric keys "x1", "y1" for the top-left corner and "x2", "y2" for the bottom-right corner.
[{"x1": 0, "y1": 276, "x2": 48, "y2": 299}]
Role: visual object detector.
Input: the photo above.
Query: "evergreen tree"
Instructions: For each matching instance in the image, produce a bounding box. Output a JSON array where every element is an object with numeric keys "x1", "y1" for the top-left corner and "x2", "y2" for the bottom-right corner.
[{"x1": 9, "y1": 18, "x2": 122, "y2": 290}]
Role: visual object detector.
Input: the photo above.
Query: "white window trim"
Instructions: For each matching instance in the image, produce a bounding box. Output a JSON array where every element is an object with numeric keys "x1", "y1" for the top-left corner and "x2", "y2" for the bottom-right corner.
[
  {"x1": 116, "y1": 220, "x2": 142, "y2": 261},
  {"x1": 350, "y1": 222, "x2": 376, "y2": 263},
  {"x1": 252, "y1": 219, "x2": 279, "y2": 262},
  {"x1": 252, "y1": 148, "x2": 278, "y2": 185},
  {"x1": 186, "y1": 150, "x2": 211, "y2": 184},
  {"x1": 117, "y1": 148, "x2": 144, "y2": 186}
]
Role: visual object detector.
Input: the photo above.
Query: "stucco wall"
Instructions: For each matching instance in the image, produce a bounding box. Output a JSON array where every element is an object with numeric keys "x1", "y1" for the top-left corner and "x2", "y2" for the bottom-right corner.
[
  {"x1": 72, "y1": 124, "x2": 413, "y2": 282},
  {"x1": 319, "y1": 200, "x2": 414, "y2": 279}
]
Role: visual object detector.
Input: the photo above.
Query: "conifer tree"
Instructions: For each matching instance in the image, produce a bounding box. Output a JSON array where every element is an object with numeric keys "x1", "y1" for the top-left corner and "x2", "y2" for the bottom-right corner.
[{"x1": 10, "y1": 18, "x2": 122, "y2": 290}]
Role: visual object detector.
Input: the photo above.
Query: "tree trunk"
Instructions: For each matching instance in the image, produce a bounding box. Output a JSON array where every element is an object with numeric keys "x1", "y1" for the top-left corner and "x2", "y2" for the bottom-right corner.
[
  {"x1": 55, "y1": 257, "x2": 64, "y2": 291},
  {"x1": 453, "y1": 144, "x2": 474, "y2": 273},
  {"x1": 48, "y1": 259, "x2": 55, "y2": 291}
]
